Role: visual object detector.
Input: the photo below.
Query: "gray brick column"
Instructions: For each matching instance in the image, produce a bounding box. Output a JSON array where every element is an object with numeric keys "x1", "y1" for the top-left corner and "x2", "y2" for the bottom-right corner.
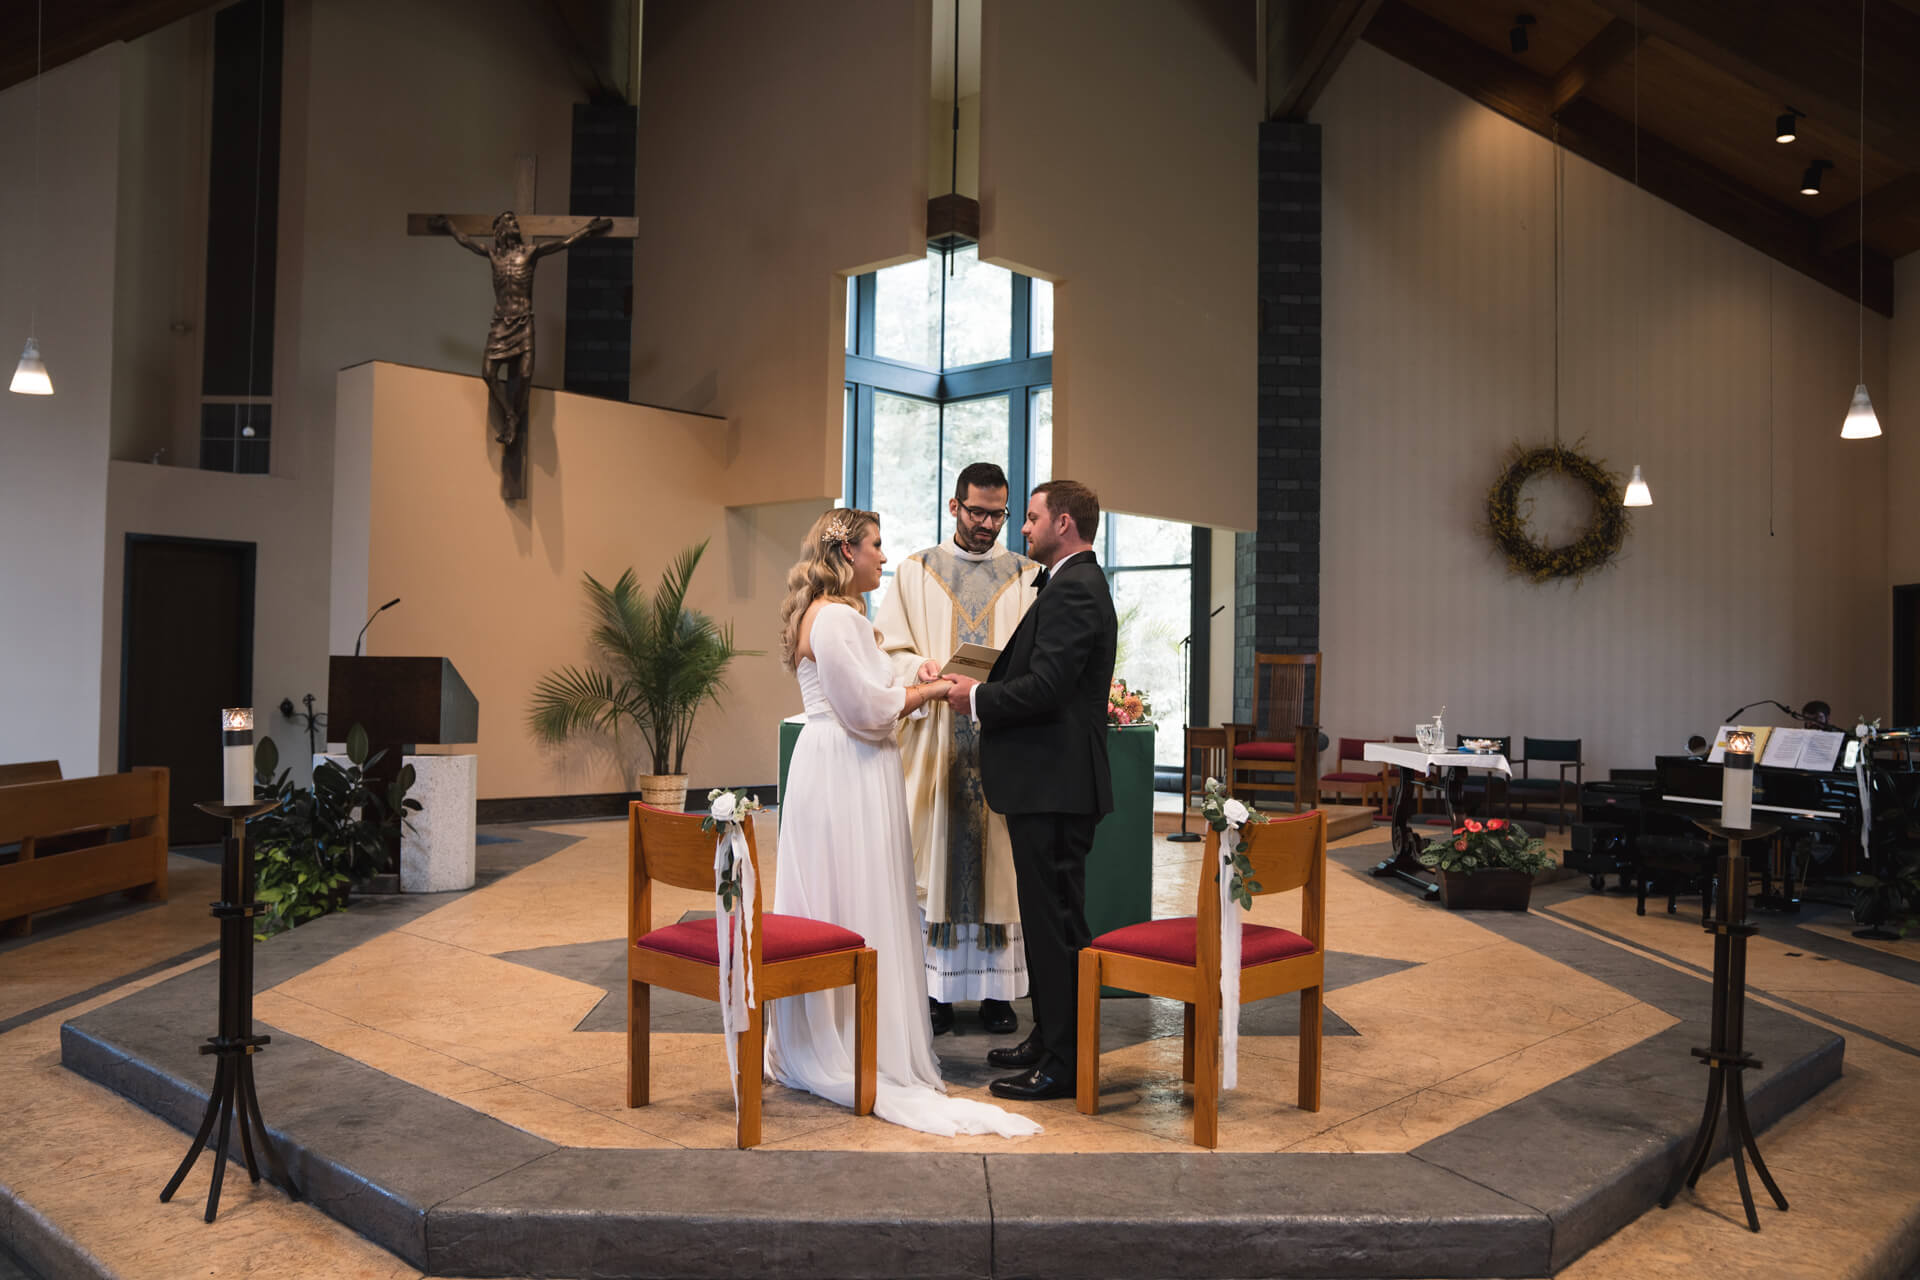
[{"x1": 1235, "y1": 120, "x2": 1322, "y2": 722}]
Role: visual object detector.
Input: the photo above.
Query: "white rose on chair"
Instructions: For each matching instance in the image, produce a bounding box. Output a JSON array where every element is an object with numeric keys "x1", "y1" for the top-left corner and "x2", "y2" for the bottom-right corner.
[
  {"x1": 709, "y1": 790, "x2": 738, "y2": 823},
  {"x1": 1223, "y1": 798, "x2": 1250, "y2": 827}
]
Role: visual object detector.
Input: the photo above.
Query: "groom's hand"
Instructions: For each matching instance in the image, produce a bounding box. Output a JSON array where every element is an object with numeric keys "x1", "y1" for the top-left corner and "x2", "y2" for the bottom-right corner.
[{"x1": 945, "y1": 675, "x2": 979, "y2": 715}]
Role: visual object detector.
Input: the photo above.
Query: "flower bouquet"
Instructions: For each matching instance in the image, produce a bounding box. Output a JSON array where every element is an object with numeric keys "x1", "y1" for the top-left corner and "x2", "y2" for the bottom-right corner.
[
  {"x1": 702, "y1": 788, "x2": 763, "y2": 909},
  {"x1": 1199, "y1": 777, "x2": 1267, "y2": 909},
  {"x1": 1108, "y1": 677, "x2": 1153, "y2": 727}
]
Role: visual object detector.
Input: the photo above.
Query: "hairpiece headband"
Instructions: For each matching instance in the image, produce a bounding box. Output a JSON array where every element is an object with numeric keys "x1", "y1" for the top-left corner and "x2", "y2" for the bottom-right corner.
[{"x1": 820, "y1": 512, "x2": 857, "y2": 547}]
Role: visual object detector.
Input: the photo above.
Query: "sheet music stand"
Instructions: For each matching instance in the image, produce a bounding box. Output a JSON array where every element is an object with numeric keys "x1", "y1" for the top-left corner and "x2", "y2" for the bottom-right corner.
[{"x1": 1660, "y1": 818, "x2": 1788, "y2": 1232}]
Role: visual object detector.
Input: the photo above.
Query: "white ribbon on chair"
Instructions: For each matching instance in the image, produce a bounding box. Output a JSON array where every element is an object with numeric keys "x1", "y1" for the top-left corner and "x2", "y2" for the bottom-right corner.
[
  {"x1": 712, "y1": 819, "x2": 758, "y2": 1104},
  {"x1": 1218, "y1": 809, "x2": 1247, "y2": 1092}
]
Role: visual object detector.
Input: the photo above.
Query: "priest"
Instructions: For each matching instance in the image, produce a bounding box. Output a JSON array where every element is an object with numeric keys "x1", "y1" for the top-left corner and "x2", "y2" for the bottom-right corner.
[{"x1": 876, "y1": 462, "x2": 1040, "y2": 1036}]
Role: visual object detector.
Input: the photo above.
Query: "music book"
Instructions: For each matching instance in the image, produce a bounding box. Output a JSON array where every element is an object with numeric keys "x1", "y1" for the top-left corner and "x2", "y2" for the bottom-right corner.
[
  {"x1": 940, "y1": 643, "x2": 1001, "y2": 681},
  {"x1": 1758, "y1": 727, "x2": 1845, "y2": 771},
  {"x1": 1707, "y1": 724, "x2": 1774, "y2": 763}
]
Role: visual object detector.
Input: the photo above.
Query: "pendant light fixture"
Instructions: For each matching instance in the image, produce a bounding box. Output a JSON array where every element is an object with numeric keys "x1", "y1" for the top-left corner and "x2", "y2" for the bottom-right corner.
[
  {"x1": 1840, "y1": 0, "x2": 1880, "y2": 439},
  {"x1": 10, "y1": 0, "x2": 52, "y2": 395},
  {"x1": 1623, "y1": 1, "x2": 1651, "y2": 506}
]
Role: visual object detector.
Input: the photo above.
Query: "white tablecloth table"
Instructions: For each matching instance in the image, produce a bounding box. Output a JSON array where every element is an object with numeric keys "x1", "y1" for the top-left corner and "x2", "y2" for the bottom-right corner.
[{"x1": 1362, "y1": 742, "x2": 1513, "y2": 900}]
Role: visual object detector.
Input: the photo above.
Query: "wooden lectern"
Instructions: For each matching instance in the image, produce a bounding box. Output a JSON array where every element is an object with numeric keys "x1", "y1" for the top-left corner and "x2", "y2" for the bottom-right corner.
[{"x1": 327, "y1": 657, "x2": 478, "y2": 752}]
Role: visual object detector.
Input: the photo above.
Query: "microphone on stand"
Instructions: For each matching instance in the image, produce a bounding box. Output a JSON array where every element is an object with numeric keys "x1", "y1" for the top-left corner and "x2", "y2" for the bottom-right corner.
[
  {"x1": 1169, "y1": 605, "x2": 1228, "y2": 844},
  {"x1": 1721, "y1": 698, "x2": 1801, "y2": 725},
  {"x1": 353, "y1": 598, "x2": 401, "y2": 658}
]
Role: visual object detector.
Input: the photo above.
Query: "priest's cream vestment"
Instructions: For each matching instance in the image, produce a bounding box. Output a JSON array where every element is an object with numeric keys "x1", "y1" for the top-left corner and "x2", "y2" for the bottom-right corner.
[{"x1": 875, "y1": 541, "x2": 1039, "y2": 1001}]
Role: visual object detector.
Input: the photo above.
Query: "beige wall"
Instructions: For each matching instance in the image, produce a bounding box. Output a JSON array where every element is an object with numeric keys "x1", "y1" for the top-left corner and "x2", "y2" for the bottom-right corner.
[
  {"x1": 337, "y1": 362, "x2": 820, "y2": 799},
  {"x1": 628, "y1": 0, "x2": 931, "y2": 507},
  {"x1": 980, "y1": 0, "x2": 1259, "y2": 531},
  {"x1": 1890, "y1": 253, "x2": 1920, "y2": 591},
  {"x1": 1317, "y1": 45, "x2": 1891, "y2": 774},
  {"x1": 0, "y1": 49, "x2": 123, "y2": 778}
]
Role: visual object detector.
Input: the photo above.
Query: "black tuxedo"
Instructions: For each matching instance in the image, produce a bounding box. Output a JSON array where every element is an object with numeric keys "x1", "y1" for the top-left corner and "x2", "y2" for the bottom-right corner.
[{"x1": 974, "y1": 549, "x2": 1117, "y2": 1073}]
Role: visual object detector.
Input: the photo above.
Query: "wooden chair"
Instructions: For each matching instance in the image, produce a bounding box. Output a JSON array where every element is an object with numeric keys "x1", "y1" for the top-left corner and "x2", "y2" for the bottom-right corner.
[
  {"x1": 1223, "y1": 653, "x2": 1322, "y2": 812},
  {"x1": 1076, "y1": 809, "x2": 1327, "y2": 1148},
  {"x1": 1319, "y1": 737, "x2": 1390, "y2": 815},
  {"x1": 1507, "y1": 737, "x2": 1584, "y2": 832},
  {"x1": 625, "y1": 801, "x2": 876, "y2": 1148}
]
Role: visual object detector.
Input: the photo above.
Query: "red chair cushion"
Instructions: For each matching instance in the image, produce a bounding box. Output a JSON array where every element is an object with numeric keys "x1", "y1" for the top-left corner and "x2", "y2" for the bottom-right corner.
[
  {"x1": 1320, "y1": 771, "x2": 1382, "y2": 784},
  {"x1": 1233, "y1": 741, "x2": 1296, "y2": 762},
  {"x1": 635, "y1": 913, "x2": 865, "y2": 965},
  {"x1": 1090, "y1": 916, "x2": 1316, "y2": 968}
]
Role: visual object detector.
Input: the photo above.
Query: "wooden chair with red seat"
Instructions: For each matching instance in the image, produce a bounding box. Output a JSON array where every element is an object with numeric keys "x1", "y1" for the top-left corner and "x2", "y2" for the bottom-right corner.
[
  {"x1": 1075, "y1": 809, "x2": 1327, "y2": 1148},
  {"x1": 625, "y1": 801, "x2": 876, "y2": 1147},
  {"x1": 1319, "y1": 737, "x2": 1390, "y2": 816},
  {"x1": 1223, "y1": 652, "x2": 1322, "y2": 812}
]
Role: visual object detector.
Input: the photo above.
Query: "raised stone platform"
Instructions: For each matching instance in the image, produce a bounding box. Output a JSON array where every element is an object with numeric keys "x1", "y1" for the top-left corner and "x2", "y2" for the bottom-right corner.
[{"x1": 56, "y1": 828, "x2": 1845, "y2": 1279}]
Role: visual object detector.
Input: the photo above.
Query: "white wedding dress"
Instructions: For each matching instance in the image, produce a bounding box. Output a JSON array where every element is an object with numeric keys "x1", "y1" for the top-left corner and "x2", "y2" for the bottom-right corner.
[{"x1": 765, "y1": 602, "x2": 1041, "y2": 1138}]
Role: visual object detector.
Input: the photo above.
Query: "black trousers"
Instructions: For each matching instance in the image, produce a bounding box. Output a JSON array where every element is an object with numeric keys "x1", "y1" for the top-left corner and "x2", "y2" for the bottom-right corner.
[{"x1": 1005, "y1": 810, "x2": 1098, "y2": 1073}]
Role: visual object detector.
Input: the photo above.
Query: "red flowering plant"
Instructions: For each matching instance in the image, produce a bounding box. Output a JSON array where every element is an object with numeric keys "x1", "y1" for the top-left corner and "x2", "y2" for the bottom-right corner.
[
  {"x1": 1107, "y1": 678, "x2": 1153, "y2": 727},
  {"x1": 1418, "y1": 816, "x2": 1555, "y2": 875}
]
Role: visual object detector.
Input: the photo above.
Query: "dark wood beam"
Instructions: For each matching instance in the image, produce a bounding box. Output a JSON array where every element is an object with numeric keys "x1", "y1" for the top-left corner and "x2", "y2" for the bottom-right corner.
[
  {"x1": 1267, "y1": 0, "x2": 1388, "y2": 121},
  {"x1": 1363, "y1": 0, "x2": 1893, "y2": 316},
  {"x1": 1817, "y1": 171, "x2": 1920, "y2": 254},
  {"x1": 1551, "y1": 18, "x2": 1641, "y2": 115},
  {"x1": 1585, "y1": 0, "x2": 1920, "y2": 174},
  {"x1": 0, "y1": 1, "x2": 211, "y2": 95}
]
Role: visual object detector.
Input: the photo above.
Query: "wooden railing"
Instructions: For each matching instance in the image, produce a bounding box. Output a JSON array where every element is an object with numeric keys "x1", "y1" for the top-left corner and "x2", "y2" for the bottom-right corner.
[{"x1": 0, "y1": 767, "x2": 169, "y2": 936}]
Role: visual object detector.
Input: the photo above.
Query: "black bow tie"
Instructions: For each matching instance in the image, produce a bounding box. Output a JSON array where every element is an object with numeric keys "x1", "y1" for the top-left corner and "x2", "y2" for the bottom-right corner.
[{"x1": 1032, "y1": 568, "x2": 1050, "y2": 591}]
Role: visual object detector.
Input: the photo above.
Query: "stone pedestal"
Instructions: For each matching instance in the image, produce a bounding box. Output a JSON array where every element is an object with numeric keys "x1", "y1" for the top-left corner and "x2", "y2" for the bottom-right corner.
[{"x1": 313, "y1": 752, "x2": 477, "y2": 893}]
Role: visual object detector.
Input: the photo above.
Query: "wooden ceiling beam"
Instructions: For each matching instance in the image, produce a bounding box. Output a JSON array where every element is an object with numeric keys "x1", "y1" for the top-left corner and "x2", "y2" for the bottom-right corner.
[
  {"x1": 0, "y1": 0, "x2": 211, "y2": 95},
  {"x1": 1816, "y1": 171, "x2": 1920, "y2": 254},
  {"x1": 1267, "y1": 0, "x2": 1388, "y2": 121},
  {"x1": 1551, "y1": 18, "x2": 1642, "y2": 115},
  {"x1": 1584, "y1": 0, "x2": 1920, "y2": 173},
  {"x1": 1362, "y1": 0, "x2": 1893, "y2": 316}
]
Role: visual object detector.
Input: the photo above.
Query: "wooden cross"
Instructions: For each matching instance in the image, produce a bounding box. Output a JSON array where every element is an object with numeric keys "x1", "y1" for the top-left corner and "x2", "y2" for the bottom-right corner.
[{"x1": 407, "y1": 156, "x2": 637, "y2": 501}]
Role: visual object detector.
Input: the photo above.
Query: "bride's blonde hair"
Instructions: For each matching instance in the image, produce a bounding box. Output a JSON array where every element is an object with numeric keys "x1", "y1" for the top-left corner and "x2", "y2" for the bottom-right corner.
[{"x1": 779, "y1": 507, "x2": 880, "y2": 670}]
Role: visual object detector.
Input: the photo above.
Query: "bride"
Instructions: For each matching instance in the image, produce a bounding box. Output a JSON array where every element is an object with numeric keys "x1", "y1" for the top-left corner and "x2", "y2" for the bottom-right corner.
[{"x1": 766, "y1": 507, "x2": 1042, "y2": 1138}]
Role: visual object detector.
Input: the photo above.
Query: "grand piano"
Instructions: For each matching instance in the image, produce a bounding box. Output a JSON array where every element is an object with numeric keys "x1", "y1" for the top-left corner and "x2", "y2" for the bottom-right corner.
[{"x1": 1571, "y1": 738, "x2": 1916, "y2": 916}]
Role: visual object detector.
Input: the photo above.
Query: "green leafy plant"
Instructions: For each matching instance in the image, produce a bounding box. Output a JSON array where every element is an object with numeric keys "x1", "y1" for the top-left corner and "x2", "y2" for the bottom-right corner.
[
  {"x1": 1419, "y1": 817, "x2": 1556, "y2": 875},
  {"x1": 1199, "y1": 777, "x2": 1266, "y2": 909},
  {"x1": 529, "y1": 542, "x2": 759, "y2": 777},
  {"x1": 250, "y1": 726, "x2": 421, "y2": 937}
]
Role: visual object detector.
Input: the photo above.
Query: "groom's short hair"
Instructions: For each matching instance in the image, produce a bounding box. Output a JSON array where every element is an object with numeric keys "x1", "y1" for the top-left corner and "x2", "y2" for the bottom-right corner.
[
  {"x1": 1032, "y1": 480, "x2": 1100, "y2": 541},
  {"x1": 954, "y1": 461, "x2": 1008, "y2": 500}
]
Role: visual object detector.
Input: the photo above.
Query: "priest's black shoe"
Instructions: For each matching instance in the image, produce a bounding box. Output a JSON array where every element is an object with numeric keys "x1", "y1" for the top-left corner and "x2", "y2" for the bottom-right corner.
[
  {"x1": 930, "y1": 998, "x2": 954, "y2": 1035},
  {"x1": 987, "y1": 1030, "x2": 1043, "y2": 1069},
  {"x1": 989, "y1": 1066, "x2": 1072, "y2": 1101},
  {"x1": 978, "y1": 999, "x2": 1018, "y2": 1035}
]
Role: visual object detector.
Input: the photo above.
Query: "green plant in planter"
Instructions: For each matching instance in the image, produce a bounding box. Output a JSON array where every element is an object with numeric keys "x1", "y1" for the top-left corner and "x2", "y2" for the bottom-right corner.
[
  {"x1": 1845, "y1": 810, "x2": 1920, "y2": 937},
  {"x1": 528, "y1": 541, "x2": 759, "y2": 781},
  {"x1": 250, "y1": 726, "x2": 421, "y2": 938},
  {"x1": 1419, "y1": 817, "x2": 1556, "y2": 875}
]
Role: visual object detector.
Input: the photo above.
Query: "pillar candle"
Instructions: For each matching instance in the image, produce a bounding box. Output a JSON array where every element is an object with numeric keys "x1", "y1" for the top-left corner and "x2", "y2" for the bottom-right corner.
[
  {"x1": 1721, "y1": 734, "x2": 1754, "y2": 830},
  {"x1": 222, "y1": 708, "x2": 254, "y2": 805}
]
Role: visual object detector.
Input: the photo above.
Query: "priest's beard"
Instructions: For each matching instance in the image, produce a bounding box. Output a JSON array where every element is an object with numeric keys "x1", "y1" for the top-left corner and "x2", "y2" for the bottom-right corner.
[{"x1": 954, "y1": 524, "x2": 999, "y2": 555}]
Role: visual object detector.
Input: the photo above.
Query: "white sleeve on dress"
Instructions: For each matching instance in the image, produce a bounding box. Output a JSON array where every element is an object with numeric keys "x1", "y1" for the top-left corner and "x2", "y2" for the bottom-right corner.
[{"x1": 813, "y1": 603, "x2": 907, "y2": 738}]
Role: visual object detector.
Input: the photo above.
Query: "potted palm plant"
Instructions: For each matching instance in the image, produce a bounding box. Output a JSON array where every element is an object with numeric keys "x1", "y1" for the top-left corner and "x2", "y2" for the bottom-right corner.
[
  {"x1": 529, "y1": 541, "x2": 756, "y2": 811},
  {"x1": 1419, "y1": 817, "x2": 1556, "y2": 910}
]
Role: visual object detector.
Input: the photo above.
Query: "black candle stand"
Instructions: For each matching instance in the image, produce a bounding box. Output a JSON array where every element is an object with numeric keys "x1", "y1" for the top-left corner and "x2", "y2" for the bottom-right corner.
[
  {"x1": 159, "y1": 800, "x2": 302, "y2": 1222},
  {"x1": 1660, "y1": 818, "x2": 1788, "y2": 1232}
]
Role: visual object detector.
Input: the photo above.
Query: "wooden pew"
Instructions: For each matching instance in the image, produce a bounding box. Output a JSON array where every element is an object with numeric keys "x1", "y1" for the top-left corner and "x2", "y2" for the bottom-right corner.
[{"x1": 0, "y1": 767, "x2": 169, "y2": 936}]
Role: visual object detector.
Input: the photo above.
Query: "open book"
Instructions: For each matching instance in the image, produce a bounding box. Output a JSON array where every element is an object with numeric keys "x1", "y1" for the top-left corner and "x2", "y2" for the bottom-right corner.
[
  {"x1": 939, "y1": 643, "x2": 1001, "y2": 682},
  {"x1": 1758, "y1": 727, "x2": 1846, "y2": 771}
]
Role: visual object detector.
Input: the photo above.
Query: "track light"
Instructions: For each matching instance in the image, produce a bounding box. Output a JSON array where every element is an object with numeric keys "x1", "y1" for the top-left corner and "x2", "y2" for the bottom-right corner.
[
  {"x1": 1775, "y1": 107, "x2": 1804, "y2": 143},
  {"x1": 1799, "y1": 159, "x2": 1830, "y2": 195},
  {"x1": 1509, "y1": 12, "x2": 1536, "y2": 54}
]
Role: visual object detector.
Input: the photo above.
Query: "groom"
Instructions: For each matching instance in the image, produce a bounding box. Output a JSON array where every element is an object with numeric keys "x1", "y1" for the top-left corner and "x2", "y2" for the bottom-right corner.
[{"x1": 945, "y1": 480, "x2": 1117, "y2": 1100}]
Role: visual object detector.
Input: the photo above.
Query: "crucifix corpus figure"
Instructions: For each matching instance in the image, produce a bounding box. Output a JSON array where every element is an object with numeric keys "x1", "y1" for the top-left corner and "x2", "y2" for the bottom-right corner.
[{"x1": 424, "y1": 210, "x2": 611, "y2": 449}]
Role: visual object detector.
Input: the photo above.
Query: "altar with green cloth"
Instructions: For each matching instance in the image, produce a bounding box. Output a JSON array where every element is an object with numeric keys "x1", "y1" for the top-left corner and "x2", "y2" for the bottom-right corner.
[{"x1": 776, "y1": 718, "x2": 1155, "y2": 938}]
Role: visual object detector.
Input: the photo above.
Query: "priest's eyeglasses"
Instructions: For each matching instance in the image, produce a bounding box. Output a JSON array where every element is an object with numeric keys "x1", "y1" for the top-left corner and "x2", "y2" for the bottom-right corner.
[{"x1": 959, "y1": 504, "x2": 1010, "y2": 524}]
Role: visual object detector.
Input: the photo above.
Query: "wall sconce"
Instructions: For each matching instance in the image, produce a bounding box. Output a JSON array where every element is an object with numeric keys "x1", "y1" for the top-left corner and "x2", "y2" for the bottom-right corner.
[{"x1": 222, "y1": 708, "x2": 255, "y2": 805}]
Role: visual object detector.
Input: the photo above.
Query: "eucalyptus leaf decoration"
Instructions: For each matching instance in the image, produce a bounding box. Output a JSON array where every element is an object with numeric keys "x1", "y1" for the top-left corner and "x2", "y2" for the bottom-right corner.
[
  {"x1": 1485, "y1": 442, "x2": 1629, "y2": 583},
  {"x1": 1198, "y1": 777, "x2": 1267, "y2": 910},
  {"x1": 700, "y1": 788, "x2": 763, "y2": 911}
]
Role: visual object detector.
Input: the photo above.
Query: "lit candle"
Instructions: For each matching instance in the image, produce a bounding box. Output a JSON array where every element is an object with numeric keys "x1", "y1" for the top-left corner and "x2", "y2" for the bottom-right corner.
[
  {"x1": 222, "y1": 708, "x2": 254, "y2": 806},
  {"x1": 1721, "y1": 729, "x2": 1754, "y2": 829}
]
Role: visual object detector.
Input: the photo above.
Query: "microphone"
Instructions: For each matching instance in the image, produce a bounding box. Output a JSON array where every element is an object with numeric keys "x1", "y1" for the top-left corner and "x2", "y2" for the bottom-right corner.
[
  {"x1": 1177, "y1": 606, "x2": 1229, "y2": 648},
  {"x1": 354, "y1": 598, "x2": 401, "y2": 658},
  {"x1": 1721, "y1": 698, "x2": 1800, "y2": 724}
]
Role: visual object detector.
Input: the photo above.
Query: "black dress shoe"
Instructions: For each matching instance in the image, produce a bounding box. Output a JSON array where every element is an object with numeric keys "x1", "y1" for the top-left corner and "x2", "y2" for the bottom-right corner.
[
  {"x1": 978, "y1": 999, "x2": 1018, "y2": 1035},
  {"x1": 987, "y1": 1030, "x2": 1043, "y2": 1069},
  {"x1": 930, "y1": 998, "x2": 954, "y2": 1035},
  {"x1": 989, "y1": 1066, "x2": 1073, "y2": 1101}
]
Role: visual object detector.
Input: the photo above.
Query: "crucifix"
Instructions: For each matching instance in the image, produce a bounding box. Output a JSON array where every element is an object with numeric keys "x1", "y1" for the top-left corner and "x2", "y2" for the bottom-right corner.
[{"x1": 408, "y1": 157, "x2": 637, "y2": 500}]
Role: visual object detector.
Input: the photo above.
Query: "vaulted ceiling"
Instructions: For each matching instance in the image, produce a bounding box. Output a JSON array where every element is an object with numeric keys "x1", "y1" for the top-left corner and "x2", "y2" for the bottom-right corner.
[{"x1": 1271, "y1": 0, "x2": 1920, "y2": 315}]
